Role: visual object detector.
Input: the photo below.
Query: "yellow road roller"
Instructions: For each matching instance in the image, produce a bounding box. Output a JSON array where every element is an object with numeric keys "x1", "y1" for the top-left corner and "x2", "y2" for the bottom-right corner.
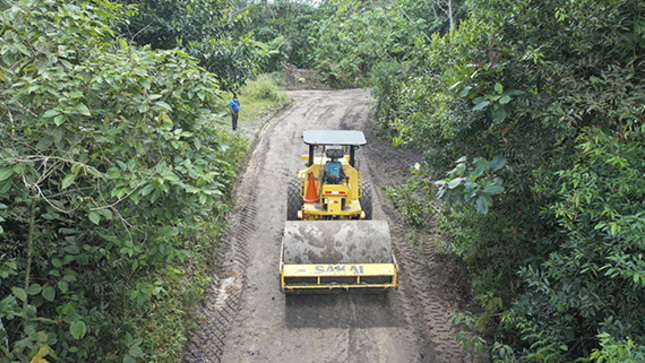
[{"x1": 280, "y1": 130, "x2": 398, "y2": 293}]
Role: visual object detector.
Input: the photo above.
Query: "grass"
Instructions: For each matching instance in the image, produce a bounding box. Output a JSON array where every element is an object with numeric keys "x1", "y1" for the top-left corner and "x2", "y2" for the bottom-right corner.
[{"x1": 215, "y1": 73, "x2": 291, "y2": 131}]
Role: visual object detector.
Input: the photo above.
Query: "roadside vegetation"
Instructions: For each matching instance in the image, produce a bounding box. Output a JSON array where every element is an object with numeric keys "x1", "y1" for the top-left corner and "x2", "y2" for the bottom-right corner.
[
  {"x1": 0, "y1": 0, "x2": 284, "y2": 361},
  {"x1": 1, "y1": 0, "x2": 643, "y2": 362},
  {"x1": 235, "y1": 73, "x2": 291, "y2": 130}
]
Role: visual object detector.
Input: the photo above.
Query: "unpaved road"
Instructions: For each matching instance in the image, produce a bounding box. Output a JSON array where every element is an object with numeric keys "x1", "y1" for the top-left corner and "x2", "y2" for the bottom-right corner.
[{"x1": 184, "y1": 89, "x2": 477, "y2": 363}]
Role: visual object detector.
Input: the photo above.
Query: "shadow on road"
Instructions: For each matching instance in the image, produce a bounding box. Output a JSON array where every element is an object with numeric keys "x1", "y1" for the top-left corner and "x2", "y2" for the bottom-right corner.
[{"x1": 284, "y1": 293, "x2": 403, "y2": 330}]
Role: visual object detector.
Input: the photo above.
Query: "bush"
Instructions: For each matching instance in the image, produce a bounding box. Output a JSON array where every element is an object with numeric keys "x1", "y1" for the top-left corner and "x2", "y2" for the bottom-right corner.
[
  {"x1": 375, "y1": 0, "x2": 645, "y2": 360},
  {"x1": 244, "y1": 74, "x2": 287, "y2": 102},
  {"x1": 0, "y1": 1, "x2": 244, "y2": 361}
]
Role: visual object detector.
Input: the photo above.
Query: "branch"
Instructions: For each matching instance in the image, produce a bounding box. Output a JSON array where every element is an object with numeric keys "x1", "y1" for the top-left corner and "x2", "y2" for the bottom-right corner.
[
  {"x1": 89, "y1": 169, "x2": 155, "y2": 210},
  {"x1": 128, "y1": 23, "x2": 153, "y2": 44}
]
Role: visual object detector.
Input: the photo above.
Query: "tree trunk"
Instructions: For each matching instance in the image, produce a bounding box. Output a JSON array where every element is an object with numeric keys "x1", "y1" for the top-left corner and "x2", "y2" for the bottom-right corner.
[
  {"x1": 448, "y1": 0, "x2": 454, "y2": 33},
  {"x1": 22, "y1": 190, "x2": 36, "y2": 323}
]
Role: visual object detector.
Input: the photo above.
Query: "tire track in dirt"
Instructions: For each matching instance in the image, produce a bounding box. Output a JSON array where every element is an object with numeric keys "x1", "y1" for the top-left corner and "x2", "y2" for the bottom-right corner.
[
  {"x1": 183, "y1": 128, "x2": 267, "y2": 362},
  {"x1": 361, "y1": 123, "x2": 471, "y2": 363}
]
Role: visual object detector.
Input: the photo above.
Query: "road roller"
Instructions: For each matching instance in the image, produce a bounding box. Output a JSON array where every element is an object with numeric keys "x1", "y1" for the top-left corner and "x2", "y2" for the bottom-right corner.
[{"x1": 280, "y1": 130, "x2": 398, "y2": 293}]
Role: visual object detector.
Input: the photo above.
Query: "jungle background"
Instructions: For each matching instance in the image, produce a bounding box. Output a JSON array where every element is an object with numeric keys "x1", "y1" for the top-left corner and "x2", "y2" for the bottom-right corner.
[{"x1": 1, "y1": 0, "x2": 643, "y2": 361}]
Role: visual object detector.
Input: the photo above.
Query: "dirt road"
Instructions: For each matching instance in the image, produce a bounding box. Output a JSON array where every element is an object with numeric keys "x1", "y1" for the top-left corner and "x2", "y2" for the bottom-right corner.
[{"x1": 184, "y1": 89, "x2": 474, "y2": 363}]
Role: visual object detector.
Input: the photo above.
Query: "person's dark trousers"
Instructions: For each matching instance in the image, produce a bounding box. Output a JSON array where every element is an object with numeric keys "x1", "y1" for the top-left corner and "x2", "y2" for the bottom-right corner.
[{"x1": 231, "y1": 111, "x2": 238, "y2": 131}]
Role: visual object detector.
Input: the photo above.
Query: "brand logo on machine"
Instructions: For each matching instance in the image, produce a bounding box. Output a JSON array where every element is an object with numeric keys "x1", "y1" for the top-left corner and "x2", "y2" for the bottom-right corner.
[{"x1": 314, "y1": 265, "x2": 364, "y2": 274}]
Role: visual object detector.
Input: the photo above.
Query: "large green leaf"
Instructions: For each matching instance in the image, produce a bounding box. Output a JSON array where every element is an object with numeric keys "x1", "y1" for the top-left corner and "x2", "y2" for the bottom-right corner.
[
  {"x1": 11, "y1": 287, "x2": 26, "y2": 302},
  {"x1": 0, "y1": 168, "x2": 14, "y2": 182},
  {"x1": 475, "y1": 196, "x2": 489, "y2": 214},
  {"x1": 129, "y1": 345, "x2": 144, "y2": 358},
  {"x1": 26, "y1": 283, "x2": 42, "y2": 295},
  {"x1": 70, "y1": 103, "x2": 91, "y2": 116},
  {"x1": 483, "y1": 185, "x2": 504, "y2": 195},
  {"x1": 472, "y1": 100, "x2": 490, "y2": 111},
  {"x1": 491, "y1": 106, "x2": 507, "y2": 122},
  {"x1": 88, "y1": 212, "x2": 100, "y2": 225},
  {"x1": 42, "y1": 285, "x2": 56, "y2": 302},
  {"x1": 61, "y1": 174, "x2": 76, "y2": 189},
  {"x1": 490, "y1": 156, "x2": 507, "y2": 171},
  {"x1": 448, "y1": 178, "x2": 463, "y2": 189},
  {"x1": 70, "y1": 320, "x2": 87, "y2": 339},
  {"x1": 42, "y1": 109, "x2": 60, "y2": 118}
]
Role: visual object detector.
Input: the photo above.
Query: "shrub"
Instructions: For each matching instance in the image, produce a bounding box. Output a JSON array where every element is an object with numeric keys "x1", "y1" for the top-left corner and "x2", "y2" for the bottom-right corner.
[
  {"x1": 0, "y1": 1, "x2": 242, "y2": 360},
  {"x1": 244, "y1": 74, "x2": 287, "y2": 102}
]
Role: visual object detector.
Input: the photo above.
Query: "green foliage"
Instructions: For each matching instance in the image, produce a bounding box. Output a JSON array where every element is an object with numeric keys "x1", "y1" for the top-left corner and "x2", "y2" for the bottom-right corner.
[
  {"x1": 121, "y1": 0, "x2": 264, "y2": 91},
  {"x1": 187, "y1": 32, "x2": 265, "y2": 92},
  {"x1": 369, "y1": 60, "x2": 412, "y2": 139},
  {"x1": 434, "y1": 155, "x2": 506, "y2": 215},
  {"x1": 243, "y1": 74, "x2": 288, "y2": 102},
  {"x1": 242, "y1": 0, "x2": 319, "y2": 70},
  {"x1": 589, "y1": 333, "x2": 645, "y2": 363},
  {"x1": 372, "y1": 0, "x2": 645, "y2": 360},
  {"x1": 0, "y1": 0, "x2": 244, "y2": 360},
  {"x1": 306, "y1": 0, "x2": 469, "y2": 88},
  {"x1": 310, "y1": 0, "x2": 412, "y2": 88},
  {"x1": 500, "y1": 127, "x2": 645, "y2": 359},
  {"x1": 382, "y1": 181, "x2": 431, "y2": 227},
  {"x1": 448, "y1": 311, "x2": 488, "y2": 358},
  {"x1": 237, "y1": 0, "x2": 464, "y2": 87},
  {"x1": 253, "y1": 35, "x2": 291, "y2": 72}
]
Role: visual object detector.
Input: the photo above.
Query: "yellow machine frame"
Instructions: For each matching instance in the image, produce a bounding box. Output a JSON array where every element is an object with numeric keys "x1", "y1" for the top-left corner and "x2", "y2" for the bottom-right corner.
[
  {"x1": 297, "y1": 155, "x2": 365, "y2": 220},
  {"x1": 280, "y1": 261, "x2": 399, "y2": 293},
  {"x1": 281, "y1": 130, "x2": 397, "y2": 294}
]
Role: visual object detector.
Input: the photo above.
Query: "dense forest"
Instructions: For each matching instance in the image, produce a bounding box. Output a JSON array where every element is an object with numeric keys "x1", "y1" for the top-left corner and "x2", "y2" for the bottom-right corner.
[{"x1": 1, "y1": 0, "x2": 643, "y2": 362}]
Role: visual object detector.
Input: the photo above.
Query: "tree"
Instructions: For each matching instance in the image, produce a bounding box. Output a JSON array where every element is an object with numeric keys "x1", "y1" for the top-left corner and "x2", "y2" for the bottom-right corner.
[
  {"x1": 369, "y1": 0, "x2": 645, "y2": 360},
  {"x1": 241, "y1": 0, "x2": 321, "y2": 70},
  {"x1": 119, "y1": 0, "x2": 264, "y2": 91}
]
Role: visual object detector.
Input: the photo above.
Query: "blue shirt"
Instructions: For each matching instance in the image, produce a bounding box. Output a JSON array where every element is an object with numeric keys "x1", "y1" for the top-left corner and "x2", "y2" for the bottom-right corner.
[
  {"x1": 230, "y1": 99, "x2": 240, "y2": 113},
  {"x1": 325, "y1": 160, "x2": 343, "y2": 178}
]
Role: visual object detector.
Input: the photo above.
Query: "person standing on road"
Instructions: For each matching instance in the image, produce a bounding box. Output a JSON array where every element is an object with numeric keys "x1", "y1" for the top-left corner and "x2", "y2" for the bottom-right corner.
[{"x1": 229, "y1": 94, "x2": 240, "y2": 131}]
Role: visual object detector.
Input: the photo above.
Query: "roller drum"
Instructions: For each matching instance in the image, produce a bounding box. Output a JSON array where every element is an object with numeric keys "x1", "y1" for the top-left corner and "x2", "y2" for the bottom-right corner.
[{"x1": 282, "y1": 220, "x2": 393, "y2": 265}]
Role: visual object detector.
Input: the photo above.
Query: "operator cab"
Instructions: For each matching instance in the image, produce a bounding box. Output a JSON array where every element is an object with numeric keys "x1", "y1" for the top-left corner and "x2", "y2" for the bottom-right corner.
[
  {"x1": 295, "y1": 130, "x2": 368, "y2": 219},
  {"x1": 323, "y1": 148, "x2": 347, "y2": 185},
  {"x1": 302, "y1": 129, "x2": 367, "y2": 168}
]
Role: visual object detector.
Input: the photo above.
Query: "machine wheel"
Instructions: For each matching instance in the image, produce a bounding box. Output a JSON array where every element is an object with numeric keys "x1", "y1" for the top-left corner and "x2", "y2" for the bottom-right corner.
[
  {"x1": 287, "y1": 178, "x2": 304, "y2": 220},
  {"x1": 361, "y1": 181, "x2": 373, "y2": 220}
]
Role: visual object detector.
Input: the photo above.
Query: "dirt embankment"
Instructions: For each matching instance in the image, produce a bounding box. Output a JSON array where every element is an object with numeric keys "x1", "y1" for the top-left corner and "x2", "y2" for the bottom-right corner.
[
  {"x1": 183, "y1": 89, "x2": 485, "y2": 363},
  {"x1": 283, "y1": 65, "x2": 329, "y2": 90}
]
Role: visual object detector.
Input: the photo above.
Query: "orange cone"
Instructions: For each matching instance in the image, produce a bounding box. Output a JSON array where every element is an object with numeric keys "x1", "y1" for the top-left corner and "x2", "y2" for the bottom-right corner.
[{"x1": 303, "y1": 172, "x2": 320, "y2": 203}]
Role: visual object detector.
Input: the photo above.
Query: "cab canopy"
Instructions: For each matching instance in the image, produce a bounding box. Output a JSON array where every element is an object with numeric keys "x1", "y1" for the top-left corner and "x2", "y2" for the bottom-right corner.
[
  {"x1": 302, "y1": 130, "x2": 367, "y2": 167},
  {"x1": 302, "y1": 130, "x2": 367, "y2": 146}
]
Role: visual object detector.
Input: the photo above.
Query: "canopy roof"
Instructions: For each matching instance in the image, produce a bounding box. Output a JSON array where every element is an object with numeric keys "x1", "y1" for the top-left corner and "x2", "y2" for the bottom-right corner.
[{"x1": 302, "y1": 130, "x2": 367, "y2": 147}]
